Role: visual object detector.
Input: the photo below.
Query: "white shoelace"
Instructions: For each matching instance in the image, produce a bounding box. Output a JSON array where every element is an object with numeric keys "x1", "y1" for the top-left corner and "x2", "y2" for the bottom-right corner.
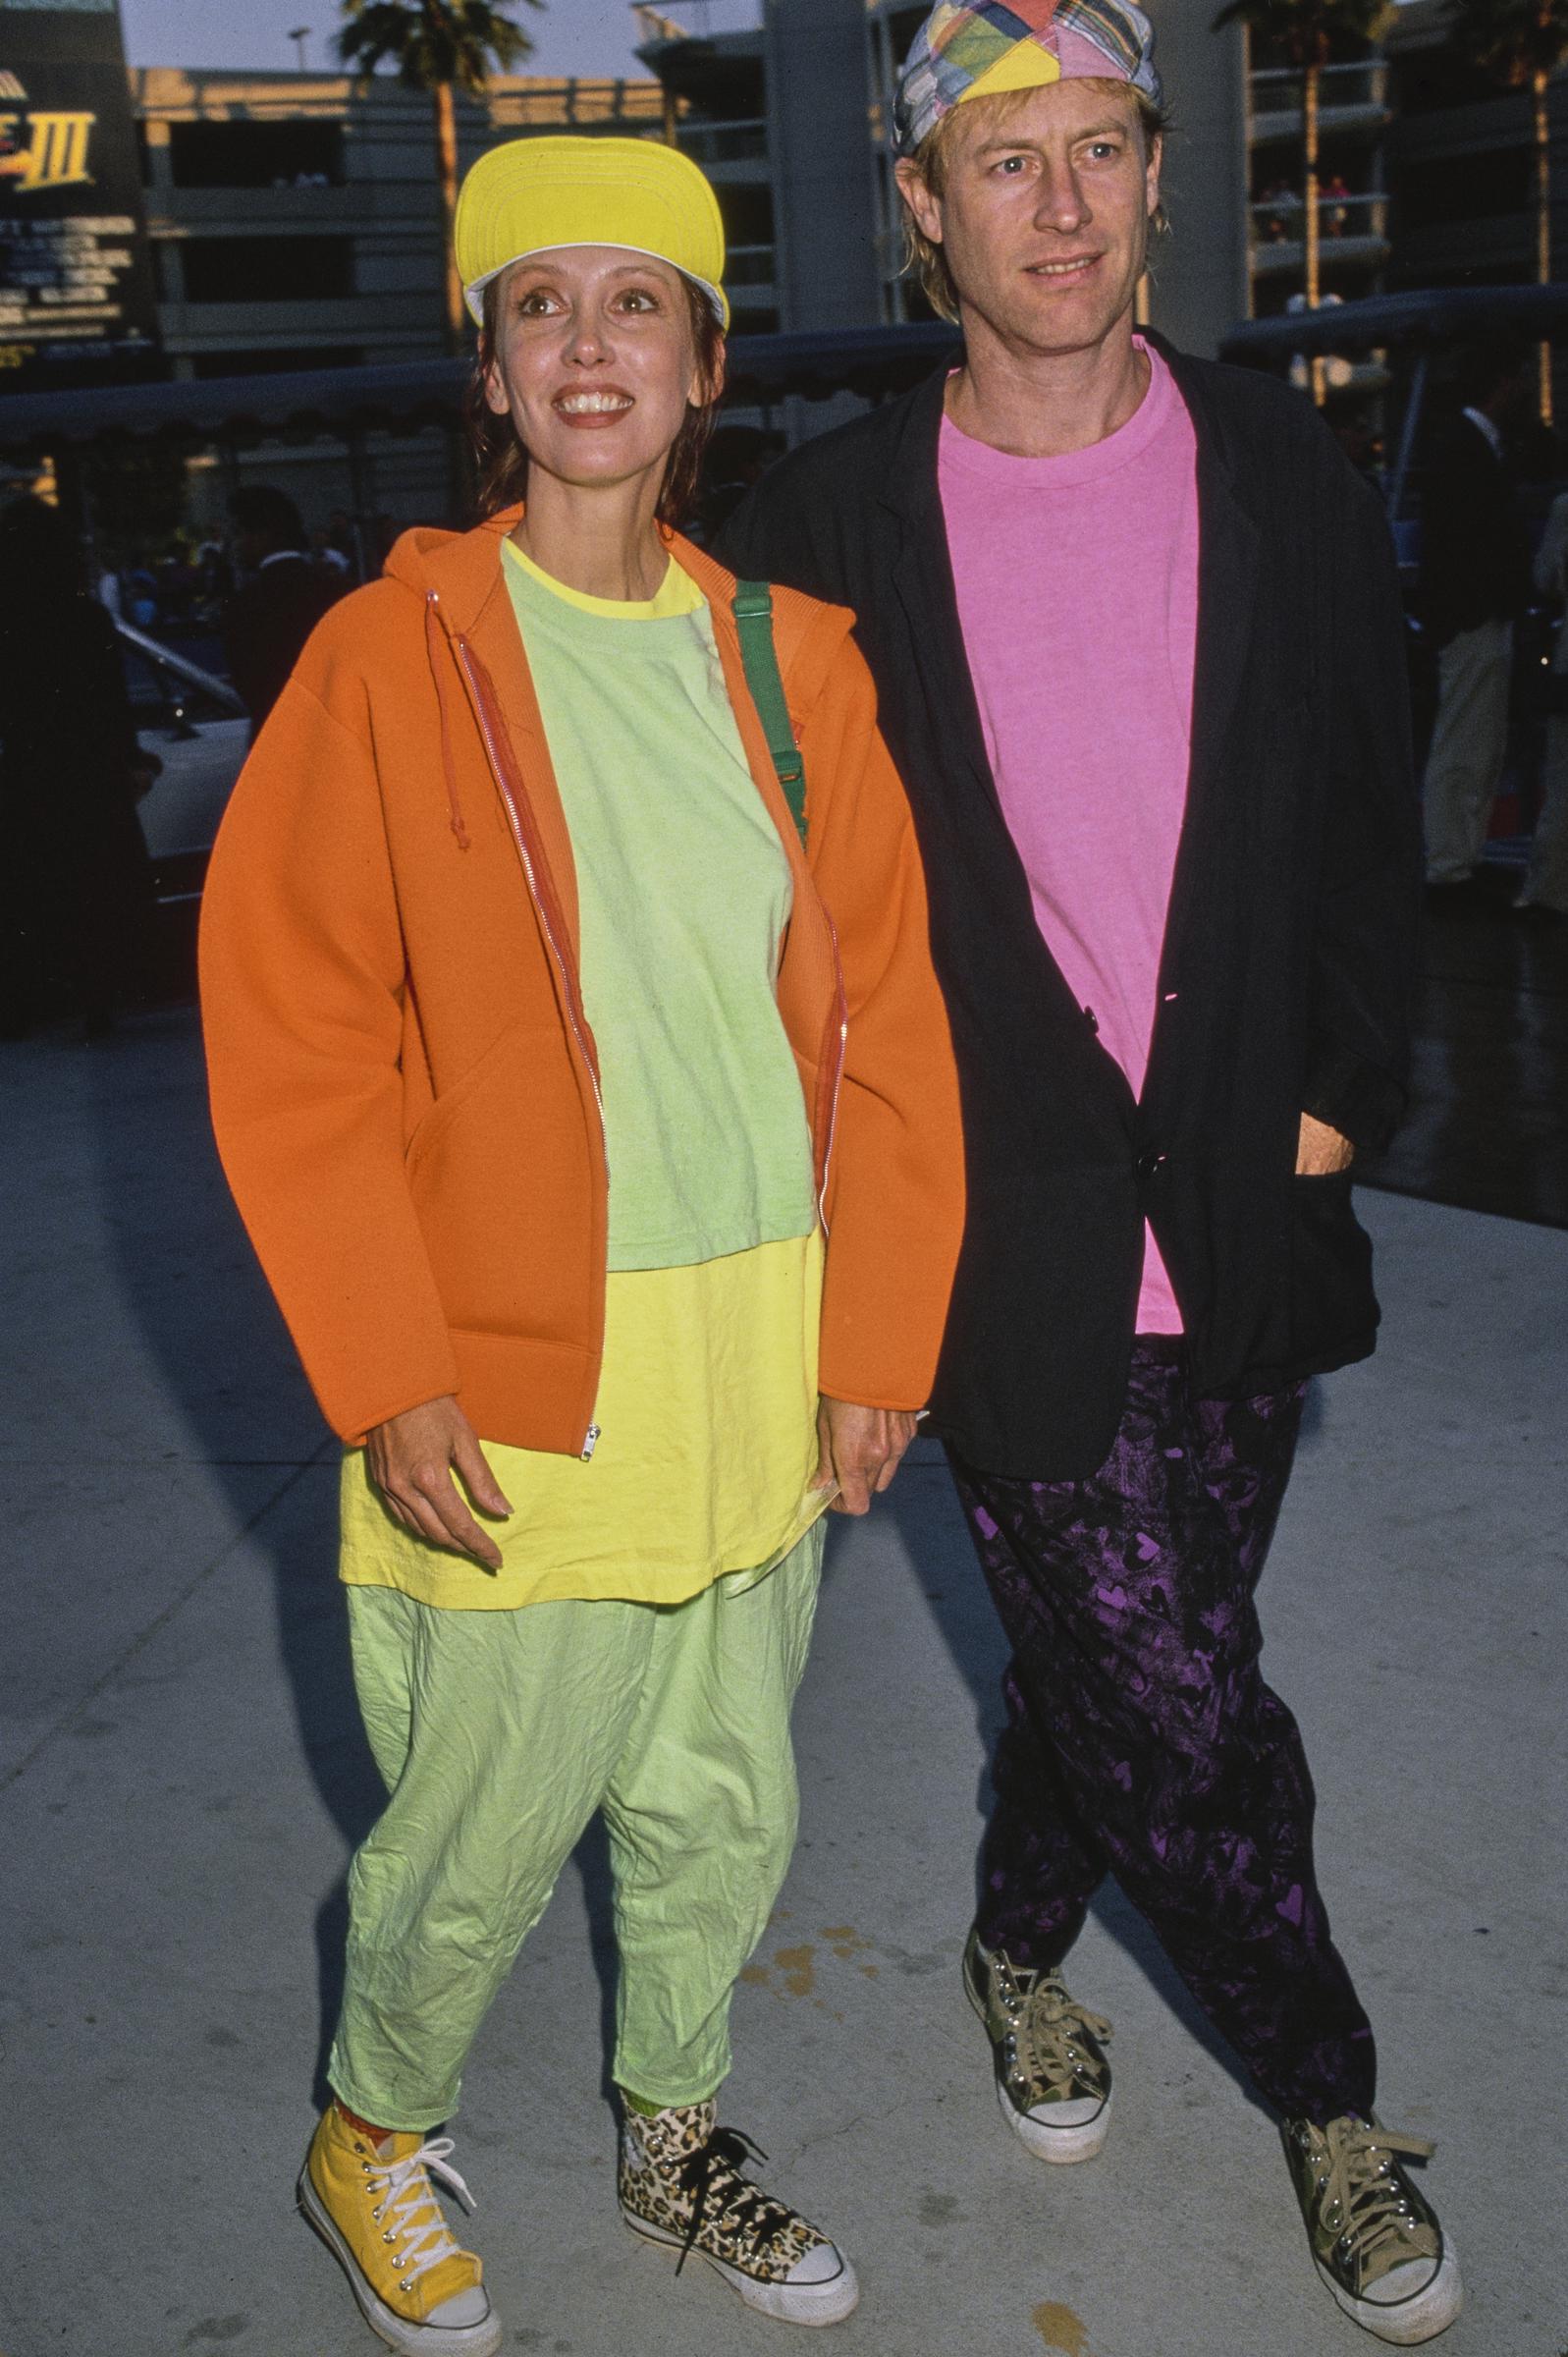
[{"x1": 365, "y1": 2138, "x2": 476, "y2": 2288}]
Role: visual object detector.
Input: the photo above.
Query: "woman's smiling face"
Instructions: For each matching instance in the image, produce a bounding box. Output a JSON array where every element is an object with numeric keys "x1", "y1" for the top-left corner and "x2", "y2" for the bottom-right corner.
[{"x1": 482, "y1": 246, "x2": 714, "y2": 498}]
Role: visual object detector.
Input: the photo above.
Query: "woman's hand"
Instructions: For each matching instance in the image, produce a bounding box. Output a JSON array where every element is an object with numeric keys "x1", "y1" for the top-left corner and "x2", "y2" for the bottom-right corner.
[
  {"x1": 814, "y1": 1398, "x2": 922, "y2": 1516},
  {"x1": 365, "y1": 1395, "x2": 514, "y2": 1569}
]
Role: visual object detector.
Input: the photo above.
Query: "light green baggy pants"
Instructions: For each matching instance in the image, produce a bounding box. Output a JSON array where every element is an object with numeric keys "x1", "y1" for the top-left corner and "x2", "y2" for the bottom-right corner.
[{"x1": 327, "y1": 1526, "x2": 824, "y2": 2132}]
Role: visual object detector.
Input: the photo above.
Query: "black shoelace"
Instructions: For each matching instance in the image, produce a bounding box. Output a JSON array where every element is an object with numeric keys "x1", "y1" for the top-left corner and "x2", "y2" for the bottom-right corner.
[{"x1": 675, "y1": 2127, "x2": 798, "y2": 2276}]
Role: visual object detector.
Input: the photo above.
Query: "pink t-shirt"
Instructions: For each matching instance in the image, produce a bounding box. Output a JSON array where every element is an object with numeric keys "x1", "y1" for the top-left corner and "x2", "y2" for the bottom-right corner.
[{"x1": 939, "y1": 341, "x2": 1199, "y2": 1334}]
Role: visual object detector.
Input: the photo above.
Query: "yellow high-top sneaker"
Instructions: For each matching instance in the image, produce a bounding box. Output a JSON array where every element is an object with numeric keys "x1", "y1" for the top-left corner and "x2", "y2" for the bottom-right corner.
[{"x1": 298, "y1": 2106, "x2": 501, "y2": 2356}]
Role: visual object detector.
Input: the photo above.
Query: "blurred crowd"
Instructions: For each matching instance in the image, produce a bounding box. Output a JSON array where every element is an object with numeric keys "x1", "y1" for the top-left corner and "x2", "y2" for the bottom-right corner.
[{"x1": 97, "y1": 503, "x2": 407, "y2": 641}]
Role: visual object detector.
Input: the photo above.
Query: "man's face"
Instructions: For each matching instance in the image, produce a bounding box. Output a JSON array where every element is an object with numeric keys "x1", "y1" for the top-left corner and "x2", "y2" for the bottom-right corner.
[{"x1": 897, "y1": 78, "x2": 1161, "y2": 359}]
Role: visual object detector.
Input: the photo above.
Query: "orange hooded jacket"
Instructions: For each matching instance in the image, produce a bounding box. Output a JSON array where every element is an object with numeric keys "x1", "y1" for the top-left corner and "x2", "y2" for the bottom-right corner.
[{"x1": 198, "y1": 513, "x2": 965, "y2": 1457}]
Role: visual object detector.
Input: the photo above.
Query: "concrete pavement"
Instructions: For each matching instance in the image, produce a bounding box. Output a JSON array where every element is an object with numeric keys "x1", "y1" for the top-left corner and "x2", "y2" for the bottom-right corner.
[{"x1": 2, "y1": 1009, "x2": 1564, "y2": 2357}]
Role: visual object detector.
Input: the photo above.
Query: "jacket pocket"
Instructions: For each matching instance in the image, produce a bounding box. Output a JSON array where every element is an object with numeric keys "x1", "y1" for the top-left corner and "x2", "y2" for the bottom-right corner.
[
  {"x1": 404, "y1": 1023, "x2": 525, "y2": 1182},
  {"x1": 1288, "y1": 1169, "x2": 1378, "y2": 1366},
  {"x1": 402, "y1": 1020, "x2": 594, "y2": 1342}
]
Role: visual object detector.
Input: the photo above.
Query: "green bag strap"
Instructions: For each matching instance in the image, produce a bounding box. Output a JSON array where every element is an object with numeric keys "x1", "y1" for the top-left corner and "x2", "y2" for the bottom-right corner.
[{"x1": 732, "y1": 580, "x2": 808, "y2": 850}]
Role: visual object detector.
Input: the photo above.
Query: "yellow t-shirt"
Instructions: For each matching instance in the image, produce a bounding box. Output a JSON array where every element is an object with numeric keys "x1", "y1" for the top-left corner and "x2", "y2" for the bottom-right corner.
[
  {"x1": 338, "y1": 544, "x2": 828, "y2": 1611},
  {"x1": 340, "y1": 1229, "x2": 828, "y2": 1611}
]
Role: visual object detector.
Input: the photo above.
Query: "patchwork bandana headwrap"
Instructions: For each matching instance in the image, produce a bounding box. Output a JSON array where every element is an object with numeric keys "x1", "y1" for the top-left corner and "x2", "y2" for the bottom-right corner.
[{"x1": 893, "y1": 0, "x2": 1162, "y2": 157}]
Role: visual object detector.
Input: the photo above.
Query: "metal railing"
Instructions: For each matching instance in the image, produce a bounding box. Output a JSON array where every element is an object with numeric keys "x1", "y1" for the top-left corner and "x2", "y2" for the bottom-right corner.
[
  {"x1": 1250, "y1": 60, "x2": 1388, "y2": 111},
  {"x1": 1251, "y1": 191, "x2": 1388, "y2": 240},
  {"x1": 676, "y1": 117, "x2": 769, "y2": 164},
  {"x1": 727, "y1": 243, "x2": 776, "y2": 288},
  {"x1": 631, "y1": 5, "x2": 689, "y2": 40},
  {"x1": 115, "y1": 617, "x2": 246, "y2": 719},
  {"x1": 630, "y1": 1, "x2": 763, "y2": 37}
]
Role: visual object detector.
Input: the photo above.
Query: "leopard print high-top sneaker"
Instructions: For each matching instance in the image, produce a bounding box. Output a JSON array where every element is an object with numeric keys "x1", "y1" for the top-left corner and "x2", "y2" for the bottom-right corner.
[{"x1": 618, "y1": 2098, "x2": 859, "y2": 2327}]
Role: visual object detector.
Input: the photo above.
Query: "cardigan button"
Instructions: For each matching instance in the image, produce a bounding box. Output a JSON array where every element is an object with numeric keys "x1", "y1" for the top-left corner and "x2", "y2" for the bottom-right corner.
[{"x1": 1136, "y1": 1148, "x2": 1170, "y2": 1187}]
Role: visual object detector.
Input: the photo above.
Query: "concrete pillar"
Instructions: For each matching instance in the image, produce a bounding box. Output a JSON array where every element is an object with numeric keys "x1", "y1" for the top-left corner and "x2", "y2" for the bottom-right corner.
[
  {"x1": 761, "y1": 0, "x2": 882, "y2": 333},
  {"x1": 1143, "y1": 2, "x2": 1251, "y2": 359},
  {"x1": 140, "y1": 113, "x2": 175, "y2": 196}
]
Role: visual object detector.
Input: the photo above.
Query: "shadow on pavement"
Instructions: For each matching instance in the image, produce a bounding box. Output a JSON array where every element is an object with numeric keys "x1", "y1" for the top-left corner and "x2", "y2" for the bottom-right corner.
[{"x1": 82, "y1": 1007, "x2": 382, "y2": 2107}]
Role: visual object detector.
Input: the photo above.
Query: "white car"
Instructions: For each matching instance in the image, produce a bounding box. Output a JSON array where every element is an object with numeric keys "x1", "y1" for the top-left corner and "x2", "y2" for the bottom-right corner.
[{"x1": 119, "y1": 620, "x2": 248, "y2": 905}]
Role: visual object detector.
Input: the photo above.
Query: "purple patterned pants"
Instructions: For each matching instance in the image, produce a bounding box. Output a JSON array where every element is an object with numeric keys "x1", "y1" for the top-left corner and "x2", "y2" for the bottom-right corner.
[{"x1": 948, "y1": 1343, "x2": 1377, "y2": 2123}]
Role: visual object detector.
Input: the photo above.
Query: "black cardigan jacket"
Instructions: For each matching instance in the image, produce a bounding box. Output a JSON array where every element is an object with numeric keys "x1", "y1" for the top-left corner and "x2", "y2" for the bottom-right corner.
[{"x1": 719, "y1": 343, "x2": 1420, "y2": 1479}]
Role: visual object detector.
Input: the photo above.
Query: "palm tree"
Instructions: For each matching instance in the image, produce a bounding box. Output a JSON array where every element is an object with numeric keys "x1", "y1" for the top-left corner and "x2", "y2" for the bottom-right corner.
[
  {"x1": 1213, "y1": 0, "x2": 1395, "y2": 404},
  {"x1": 1451, "y1": 0, "x2": 1568, "y2": 424},
  {"x1": 337, "y1": 0, "x2": 543, "y2": 351}
]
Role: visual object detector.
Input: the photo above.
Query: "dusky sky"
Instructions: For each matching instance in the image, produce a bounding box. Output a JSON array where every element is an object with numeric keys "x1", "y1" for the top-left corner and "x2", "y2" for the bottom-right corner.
[{"x1": 117, "y1": 0, "x2": 756, "y2": 80}]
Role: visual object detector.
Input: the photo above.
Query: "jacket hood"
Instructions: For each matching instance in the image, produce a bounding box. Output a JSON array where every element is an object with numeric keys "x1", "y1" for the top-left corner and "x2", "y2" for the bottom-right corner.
[
  {"x1": 384, "y1": 513, "x2": 516, "y2": 637},
  {"x1": 384, "y1": 521, "x2": 474, "y2": 589}
]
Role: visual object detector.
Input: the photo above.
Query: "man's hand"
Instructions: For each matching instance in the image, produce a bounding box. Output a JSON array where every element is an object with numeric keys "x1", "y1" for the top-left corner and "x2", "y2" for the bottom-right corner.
[
  {"x1": 1296, "y1": 1113, "x2": 1355, "y2": 1177},
  {"x1": 365, "y1": 1395, "x2": 513, "y2": 1569},
  {"x1": 814, "y1": 1398, "x2": 922, "y2": 1516}
]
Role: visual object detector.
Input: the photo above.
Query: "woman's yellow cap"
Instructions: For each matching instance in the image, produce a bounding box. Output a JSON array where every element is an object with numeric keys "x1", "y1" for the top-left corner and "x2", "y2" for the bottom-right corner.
[{"x1": 456, "y1": 136, "x2": 730, "y2": 329}]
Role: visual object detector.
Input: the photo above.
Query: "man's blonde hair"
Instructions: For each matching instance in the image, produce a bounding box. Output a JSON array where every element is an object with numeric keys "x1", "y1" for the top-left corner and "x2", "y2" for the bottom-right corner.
[{"x1": 899, "y1": 79, "x2": 1168, "y2": 324}]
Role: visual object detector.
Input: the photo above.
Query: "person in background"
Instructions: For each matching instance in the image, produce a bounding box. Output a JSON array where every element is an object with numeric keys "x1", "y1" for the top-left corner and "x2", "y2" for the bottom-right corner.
[
  {"x1": 1517, "y1": 483, "x2": 1568, "y2": 921},
  {"x1": 222, "y1": 484, "x2": 343, "y2": 740},
  {"x1": 720, "y1": 1, "x2": 1458, "y2": 2342},
  {"x1": 1322, "y1": 172, "x2": 1351, "y2": 237},
  {"x1": 123, "y1": 553, "x2": 159, "y2": 630},
  {"x1": 1419, "y1": 340, "x2": 1534, "y2": 904},
  {"x1": 1331, "y1": 405, "x2": 1383, "y2": 484},
  {"x1": 327, "y1": 508, "x2": 363, "y2": 576},
  {"x1": 194, "y1": 536, "x2": 235, "y2": 626},
  {"x1": 200, "y1": 135, "x2": 963, "y2": 2354},
  {"x1": 310, "y1": 521, "x2": 352, "y2": 579},
  {"x1": 1259, "y1": 179, "x2": 1294, "y2": 242},
  {"x1": 0, "y1": 497, "x2": 158, "y2": 1040},
  {"x1": 93, "y1": 554, "x2": 125, "y2": 621}
]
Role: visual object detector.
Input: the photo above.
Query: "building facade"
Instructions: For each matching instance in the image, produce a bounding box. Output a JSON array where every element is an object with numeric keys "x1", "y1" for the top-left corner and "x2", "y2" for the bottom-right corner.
[
  {"x1": 112, "y1": 2, "x2": 1564, "y2": 537},
  {"x1": 135, "y1": 68, "x2": 666, "y2": 375},
  {"x1": 632, "y1": 0, "x2": 882, "y2": 341},
  {"x1": 1385, "y1": 0, "x2": 1568, "y2": 301}
]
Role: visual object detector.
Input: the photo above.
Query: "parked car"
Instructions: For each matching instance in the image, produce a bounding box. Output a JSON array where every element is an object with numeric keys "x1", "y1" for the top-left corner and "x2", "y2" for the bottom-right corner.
[{"x1": 119, "y1": 617, "x2": 247, "y2": 908}]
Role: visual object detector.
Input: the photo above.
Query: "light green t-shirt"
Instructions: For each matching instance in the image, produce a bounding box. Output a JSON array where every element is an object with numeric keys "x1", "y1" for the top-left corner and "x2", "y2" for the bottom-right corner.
[{"x1": 502, "y1": 540, "x2": 817, "y2": 1272}]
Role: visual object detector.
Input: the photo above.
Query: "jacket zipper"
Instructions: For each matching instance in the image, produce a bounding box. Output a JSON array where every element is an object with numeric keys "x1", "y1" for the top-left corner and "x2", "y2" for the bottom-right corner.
[
  {"x1": 440, "y1": 592, "x2": 845, "y2": 1451},
  {"x1": 438, "y1": 598, "x2": 608, "y2": 1456}
]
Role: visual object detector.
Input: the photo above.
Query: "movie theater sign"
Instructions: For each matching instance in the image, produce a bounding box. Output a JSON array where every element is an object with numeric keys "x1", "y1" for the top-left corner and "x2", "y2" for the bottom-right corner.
[{"x1": 0, "y1": 0, "x2": 159, "y2": 385}]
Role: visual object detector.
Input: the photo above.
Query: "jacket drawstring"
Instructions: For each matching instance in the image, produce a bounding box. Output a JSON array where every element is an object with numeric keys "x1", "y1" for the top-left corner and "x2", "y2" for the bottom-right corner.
[{"x1": 424, "y1": 590, "x2": 471, "y2": 850}]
